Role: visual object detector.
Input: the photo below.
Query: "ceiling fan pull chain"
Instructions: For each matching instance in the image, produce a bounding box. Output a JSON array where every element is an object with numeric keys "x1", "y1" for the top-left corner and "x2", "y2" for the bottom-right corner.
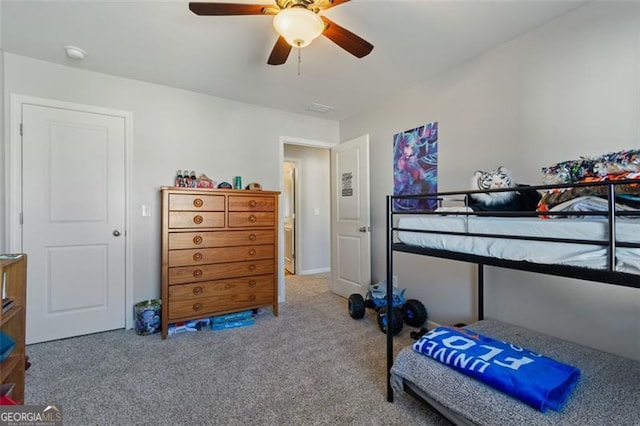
[{"x1": 297, "y1": 47, "x2": 301, "y2": 76}]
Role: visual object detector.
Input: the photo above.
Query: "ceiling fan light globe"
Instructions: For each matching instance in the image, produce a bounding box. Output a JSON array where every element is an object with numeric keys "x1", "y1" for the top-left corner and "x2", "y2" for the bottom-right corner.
[{"x1": 273, "y1": 8, "x2": 324, "y2": 48}]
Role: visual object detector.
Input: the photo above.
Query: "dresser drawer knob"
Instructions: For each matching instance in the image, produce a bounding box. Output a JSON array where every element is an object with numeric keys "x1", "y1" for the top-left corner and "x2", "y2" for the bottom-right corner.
[
  {"x1": 248, "y1": 264, "x2": 256, "y2": 271},
  {"x1": 249, "y1": 215, "x2": 257, "y2": 223},
  {"x1": 193, "y1": 252, "x2": 203, "y2": 262},
  {"x1": 193, "y1": 198, "x2": 204, "y2": 208},
  {"x1": 249, "y1": 200, "x2": 257, "y2": 208},
  {"x1": 193, "y1": 215, "x2": 203, "y2": 224},
  {"x1": 249, "y1": 249, "x2": 256, "y2": 256},
  {"x1": 193, "y1": 286, "x2": 203, "y2": 295},
  {"x1": 248, "y1": 295, "x2": 256, "y2": 302},
  {"x1": 249, "y1": 234, "x2": 257, "y2": 241},
  {"x1": 193, "y1": 303, "x2": 202, "y2": 311},
  {"x1": 193, "y1": 269, "x2": 203, "y2": 278},
  {"x1": 193, "y1": 235, "x2": 203, "y2": 245},
  {"x1": 249, "y1": 280, "x2": 257, "y2": 288}
]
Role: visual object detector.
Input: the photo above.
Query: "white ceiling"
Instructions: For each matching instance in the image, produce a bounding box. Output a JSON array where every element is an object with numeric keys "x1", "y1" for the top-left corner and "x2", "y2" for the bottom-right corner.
[{"x1": 1, "y1": 0, "x2": 587, "y2": 121}]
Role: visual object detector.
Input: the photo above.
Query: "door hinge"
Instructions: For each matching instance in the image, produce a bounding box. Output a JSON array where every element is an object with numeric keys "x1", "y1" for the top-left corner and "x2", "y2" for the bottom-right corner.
[
  {"x1": 19, "y1": 212, "x2": 23, "y2": 225},
  {"x1": 20, "y1": 123, "x2": 23, "y2": 136}
]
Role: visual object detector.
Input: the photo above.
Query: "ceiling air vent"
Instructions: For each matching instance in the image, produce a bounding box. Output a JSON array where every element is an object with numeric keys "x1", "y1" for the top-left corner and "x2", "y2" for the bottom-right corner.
[{"x1": 306, "y1": 103, "x2": 334, "y2": 114}]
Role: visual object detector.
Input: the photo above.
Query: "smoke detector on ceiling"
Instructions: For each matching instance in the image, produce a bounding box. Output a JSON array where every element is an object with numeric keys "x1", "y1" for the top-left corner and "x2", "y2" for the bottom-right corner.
[{"x1": 64, "y1": 46, "x2": 87, "y2": 60}]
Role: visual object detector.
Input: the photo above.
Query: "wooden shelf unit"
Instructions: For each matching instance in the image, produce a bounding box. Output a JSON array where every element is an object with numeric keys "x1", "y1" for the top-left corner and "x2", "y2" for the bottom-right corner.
[{"x1": 0, "y1": 254, "x2": 27, "y2": 404}]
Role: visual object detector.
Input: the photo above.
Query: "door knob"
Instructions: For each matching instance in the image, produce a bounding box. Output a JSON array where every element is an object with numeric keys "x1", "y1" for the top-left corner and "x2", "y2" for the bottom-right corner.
[
  {"x1": 359, "y1": 226, "x2": 367, "y2": 233},
  {"x1": 113, "y1": 230, "x2": 121, "y2": 237}
]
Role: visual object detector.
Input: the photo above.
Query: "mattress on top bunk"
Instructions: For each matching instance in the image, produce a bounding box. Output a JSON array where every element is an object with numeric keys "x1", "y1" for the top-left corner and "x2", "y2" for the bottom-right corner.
[
  {"x1": 397, "y1": 216, "x2": 640, "y2": 274},
  {"x1": 390, "y1": 319, "x2": 640, "y2": 426}
]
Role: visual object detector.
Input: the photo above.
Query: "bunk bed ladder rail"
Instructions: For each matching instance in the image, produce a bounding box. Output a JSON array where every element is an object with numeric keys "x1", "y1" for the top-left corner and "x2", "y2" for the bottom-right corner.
[
  {"x1": 607, "y1": 183, "x2": 616, "y2": 271},
  {"x1": 386, "y1": 195, "x2": 395, "y2": 402}
]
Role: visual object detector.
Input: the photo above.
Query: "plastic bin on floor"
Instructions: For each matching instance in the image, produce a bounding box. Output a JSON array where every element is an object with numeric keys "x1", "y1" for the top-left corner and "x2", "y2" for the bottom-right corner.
[{"x1": 134, "y1": 299, "x2": 161, "y2": 335}]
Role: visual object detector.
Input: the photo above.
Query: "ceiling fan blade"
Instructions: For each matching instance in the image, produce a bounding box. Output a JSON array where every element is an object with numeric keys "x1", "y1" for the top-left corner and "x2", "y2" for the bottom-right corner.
[
  {"x1": 268, "y1": 36, "x2": 292, "y2": 65},
  {"x1": 189, "y1": 2, "x2": 273, "y2": 16},
  {"x1": 320, "y1": 16, "x2": 373, "y2": 58},
  {"x1": 318, "y1": 0, "x2": 351, "y2": 11}
]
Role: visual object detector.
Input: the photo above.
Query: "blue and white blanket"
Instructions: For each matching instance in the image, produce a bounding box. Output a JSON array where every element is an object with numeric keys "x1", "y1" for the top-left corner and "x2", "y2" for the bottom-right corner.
[{"x1": 413, "y1": 326, "x2": 581, "y2": 412}]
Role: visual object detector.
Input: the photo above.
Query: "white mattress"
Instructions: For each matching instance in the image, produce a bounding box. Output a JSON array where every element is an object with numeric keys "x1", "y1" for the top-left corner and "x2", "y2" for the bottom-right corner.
[{"x1": 397, "y1": 216, "x2": 640, "y2": 274}]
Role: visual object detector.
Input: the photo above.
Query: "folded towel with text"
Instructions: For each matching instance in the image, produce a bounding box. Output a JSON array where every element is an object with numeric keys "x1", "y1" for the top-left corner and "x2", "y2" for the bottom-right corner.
[{"x1": 413, "y1": 326, "x2": 581, "y2": 412}]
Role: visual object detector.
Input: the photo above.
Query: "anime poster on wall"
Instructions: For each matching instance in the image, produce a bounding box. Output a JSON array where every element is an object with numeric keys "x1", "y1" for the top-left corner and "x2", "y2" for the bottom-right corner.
[{"x1": 393, "y1": 122, "x2": 438, "y2": 211}]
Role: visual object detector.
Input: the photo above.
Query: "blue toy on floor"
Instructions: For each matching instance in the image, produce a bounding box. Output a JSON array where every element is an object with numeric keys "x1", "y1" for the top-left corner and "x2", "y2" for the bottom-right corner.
[{"x1": 348, "y1": 282, "x2": 427, "y2": 335}]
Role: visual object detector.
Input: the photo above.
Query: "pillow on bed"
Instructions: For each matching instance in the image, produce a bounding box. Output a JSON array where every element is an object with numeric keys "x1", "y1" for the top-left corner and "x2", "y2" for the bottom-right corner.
[
  {"x1": 467, "y1": 184, "x2": 541, "y2": 212},
  {"x1": 467, "y1": 167, "x2": 540, "y2": 212}
]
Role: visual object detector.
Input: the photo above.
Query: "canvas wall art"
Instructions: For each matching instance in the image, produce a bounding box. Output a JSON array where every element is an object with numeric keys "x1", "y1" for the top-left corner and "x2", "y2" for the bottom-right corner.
[{"x1": 393, "y1": 122, "x2": 438, "y2": 211}]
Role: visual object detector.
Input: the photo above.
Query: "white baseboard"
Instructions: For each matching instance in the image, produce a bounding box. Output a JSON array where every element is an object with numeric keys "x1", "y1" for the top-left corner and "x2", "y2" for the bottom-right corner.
[
  {"x1": 297, "y1": 268, "x2": 330, "y2": 276},
  {"x1": 426, "y1": 319, "x2": 441, "y2": 330}
]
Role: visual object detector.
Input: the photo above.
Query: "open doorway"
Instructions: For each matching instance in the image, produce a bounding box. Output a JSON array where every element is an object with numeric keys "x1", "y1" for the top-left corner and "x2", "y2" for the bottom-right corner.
[
  {"x1": 280, "y1": 141, "x2": 332, "y2": 302},
  {"x1": 283, "y1": 160, "x2": 298, "y2": 275}
]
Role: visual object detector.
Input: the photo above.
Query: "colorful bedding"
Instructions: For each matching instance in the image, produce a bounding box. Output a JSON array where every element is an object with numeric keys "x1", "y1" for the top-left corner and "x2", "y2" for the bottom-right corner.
[
  {"x1": 541, "y1": 149, "x2": 640, "y2": 184},
  {"x1": 538, "y1": 171, "x2": 640, "y2": 212}
]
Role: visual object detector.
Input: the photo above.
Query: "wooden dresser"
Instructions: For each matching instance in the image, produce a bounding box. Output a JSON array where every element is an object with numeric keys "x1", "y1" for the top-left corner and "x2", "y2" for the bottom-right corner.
[{"x1": 160, "y1": 187, "x2": 279, "y2": 339}]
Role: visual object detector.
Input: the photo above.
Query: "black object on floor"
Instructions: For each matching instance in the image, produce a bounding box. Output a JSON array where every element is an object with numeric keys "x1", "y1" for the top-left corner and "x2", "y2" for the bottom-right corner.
[{"x1": 410, "y1": 328, "x2": 429, "y2": 340}]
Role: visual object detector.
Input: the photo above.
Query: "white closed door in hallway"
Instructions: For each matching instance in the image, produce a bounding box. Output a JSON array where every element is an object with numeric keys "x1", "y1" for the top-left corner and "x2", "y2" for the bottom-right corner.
[
  {"x1": 331, "y1": 134, "x2": 371, "y2": 298},
  {"x1": 21, "y1": 103, "x2": 126, "y2": 344}
]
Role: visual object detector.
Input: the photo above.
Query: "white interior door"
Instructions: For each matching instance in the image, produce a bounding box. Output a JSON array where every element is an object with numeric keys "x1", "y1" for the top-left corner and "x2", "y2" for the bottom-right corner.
[
  {"x1": 21, "y1": 103, "x2": 126, "y2": 344},
  {"x1": 331, "y1": 135, "x2": 371, "y2": 298},
  {"x1": 284, "y1": 161, "x2": 297, "y2": 274}
]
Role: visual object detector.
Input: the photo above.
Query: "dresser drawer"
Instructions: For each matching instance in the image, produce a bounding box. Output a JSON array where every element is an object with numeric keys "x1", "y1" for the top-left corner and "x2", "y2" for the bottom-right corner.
[
  {"x1": 168, "y1": 230, "x2": 275, "y2": 250},
  {"x1": 169, "y1": 194, "x2": 224, "y2": 211},
  {"x1": 168, "y1": 259, "x2": 275, "y2": 284},
  {"x1": 168, "y1": 244, "x2": 274, "y2": 267},
  {"x1": 228, "y1": 195, "x2": 275, "y2": 212},
  {"x1": 168, "y1": 275, "x2": 274, "y2": 318},
  {"x1": 169, "y1": 275, "x2": 275, "y2": 303},
  {"x1": 228, "y1": 212, "x2": 275, "y2": 228},
  {"x1": 169, "y1": 212, "x2": 225, "y2": 229}
]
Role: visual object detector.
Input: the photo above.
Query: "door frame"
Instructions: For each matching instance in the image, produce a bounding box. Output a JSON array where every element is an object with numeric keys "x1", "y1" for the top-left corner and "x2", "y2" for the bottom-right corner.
[
  {"x1": 278, "y1": 136, "x2": 336, "y2": 302},
  {"x1": 283, "y1": 158, "x2": 300, "y2": 275},
  {"x1": 7, "y1": 94, "x2": 135, "y2": 329}
]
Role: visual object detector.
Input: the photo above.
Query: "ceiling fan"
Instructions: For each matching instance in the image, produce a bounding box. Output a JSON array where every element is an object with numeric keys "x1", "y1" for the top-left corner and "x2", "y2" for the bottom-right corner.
[{"x1": 189, "y1": 0, "x2": 374, "y2": 65}]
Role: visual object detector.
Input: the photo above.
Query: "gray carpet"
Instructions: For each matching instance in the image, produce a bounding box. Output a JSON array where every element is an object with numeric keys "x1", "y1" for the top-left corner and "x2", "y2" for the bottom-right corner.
[{"x1": 25, "y1": 273, "x2": 449, "y2": 425}]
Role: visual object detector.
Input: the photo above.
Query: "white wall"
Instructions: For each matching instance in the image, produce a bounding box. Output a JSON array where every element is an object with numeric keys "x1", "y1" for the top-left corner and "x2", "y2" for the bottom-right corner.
[
  {"x1": 3, "y1": 53, "x2": 339, "y2": 307},
  {"x1": 340, "y1": 2, "x2": 640, "y2": 360},
  {"x1": 284, "y1": 144, "x2": 330, "y2": 274}
]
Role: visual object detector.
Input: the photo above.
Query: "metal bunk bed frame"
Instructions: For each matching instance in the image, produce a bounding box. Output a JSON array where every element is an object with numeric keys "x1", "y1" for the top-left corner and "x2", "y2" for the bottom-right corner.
[{"x1": 384, "y1": 179, "x2": 640, "y2": 403}]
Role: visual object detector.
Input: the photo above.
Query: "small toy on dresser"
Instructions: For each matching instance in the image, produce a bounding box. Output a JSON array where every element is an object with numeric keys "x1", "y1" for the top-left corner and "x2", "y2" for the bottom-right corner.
[
  {"x1": 175, "y1": 169, "x2": 197, "y2": 188},
  {"x1": 196, "y1": 173, "x2": 215, "y2": 188},
  {"x1": 173, "y1": 170, "x2": 215, "y2": 188}
]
